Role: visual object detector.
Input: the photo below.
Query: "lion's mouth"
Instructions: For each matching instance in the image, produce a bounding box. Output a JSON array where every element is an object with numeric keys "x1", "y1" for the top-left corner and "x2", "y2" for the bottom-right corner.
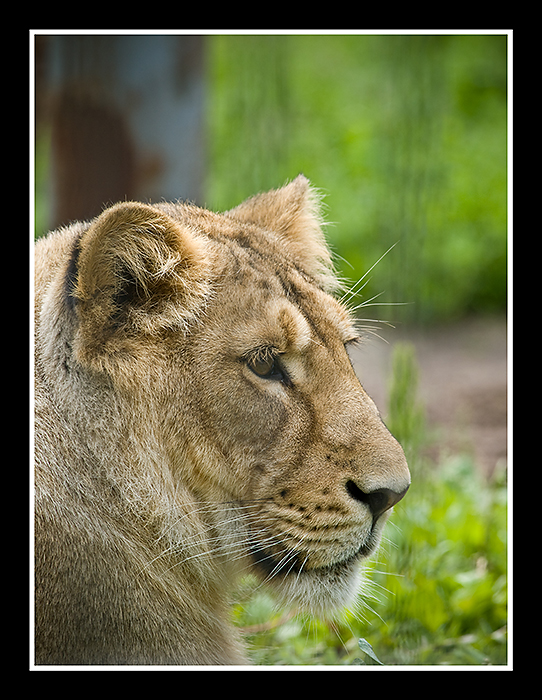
[{"x1": 249, "y1": 531, "x2": 378, "y2": 579}]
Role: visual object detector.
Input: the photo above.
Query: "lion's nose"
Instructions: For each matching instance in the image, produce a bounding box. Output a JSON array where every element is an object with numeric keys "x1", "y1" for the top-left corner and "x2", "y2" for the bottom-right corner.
[{"x1": 345, "y1": 480, "x2": 410, "y2": 521}]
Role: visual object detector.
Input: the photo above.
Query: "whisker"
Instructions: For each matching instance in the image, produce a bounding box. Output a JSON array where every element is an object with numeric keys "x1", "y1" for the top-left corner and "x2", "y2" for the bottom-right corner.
[
  {"x1": 350, "y1": 290, "x2": 386, "y2": 308},
  {"x1": 246, "y1": 528, "x2": 311, "y2": 593},
  {"x1": 349, "y1": 300, "x2": 412, "y2": 312},
  {"x1": 343, "y1": 276, "x2": 372, "y2": 303},
  {"x1": 151, "y1": 523, "x2": 275, "y2": 576},
  {"x1": 294, "y1": 554, "x2": 310, "y2": 586},
  {"x1": 146, "y1": 502, "x2": 314, "y2": 583},
  {"x1": 369, "y1": 569, "x2": 404, "y2": 579},
  {"x1": 265, "y1": 550, "x2": 298, "y2": 582},
  {"x1": 138, "y1": 500, "x2": 270, "y2": 575},
  {"x1": 155, "y1": 499, "x2": 264, "y2": 546},
  {"x1": 355, "y1": 317, "x2": 396, "y2": 326},
  {"x1": 340, "y1": 242, "x2": 399, "y2": 305},
  {"x1": 328, "y1": 618, "x2": 350, "y2": 656},
  {"x1": 356, "y1": 596, "x2": 387, "y2": 626},
  {"x1": 354, "y1": 326, "x2": 390, "y2": 344}
]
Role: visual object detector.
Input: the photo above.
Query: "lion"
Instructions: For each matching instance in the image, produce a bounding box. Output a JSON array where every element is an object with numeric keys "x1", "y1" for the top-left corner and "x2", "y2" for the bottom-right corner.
[{"x1": 34, "y1": 175, "x2": 410, "y2": 665}]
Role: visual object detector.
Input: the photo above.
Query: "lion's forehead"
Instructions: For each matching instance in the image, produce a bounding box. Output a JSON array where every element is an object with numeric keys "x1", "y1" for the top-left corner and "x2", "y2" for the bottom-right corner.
[
  {"x1": 216, "y1": 238, "x2": 357, "y2": 355},
  {"x1": 272, "y1": 292, "x2": 357, "y2": 352}
]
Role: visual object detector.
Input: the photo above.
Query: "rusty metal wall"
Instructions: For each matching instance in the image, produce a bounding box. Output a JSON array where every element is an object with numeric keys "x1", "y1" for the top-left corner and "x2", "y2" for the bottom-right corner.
[{"x1": 37, "y1": 35, "x2": 206, "y2": 229}]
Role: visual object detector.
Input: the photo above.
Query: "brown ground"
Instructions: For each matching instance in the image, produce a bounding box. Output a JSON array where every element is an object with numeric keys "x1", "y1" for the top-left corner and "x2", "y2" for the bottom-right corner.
[{"x1": 349, "y1": 315, "x2": 508, "y2": 478}]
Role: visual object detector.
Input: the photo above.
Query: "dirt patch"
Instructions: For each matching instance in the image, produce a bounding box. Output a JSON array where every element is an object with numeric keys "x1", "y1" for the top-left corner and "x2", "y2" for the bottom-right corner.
[{"x1": 349, "y1": 315, "x2": 508, "y2": 478}]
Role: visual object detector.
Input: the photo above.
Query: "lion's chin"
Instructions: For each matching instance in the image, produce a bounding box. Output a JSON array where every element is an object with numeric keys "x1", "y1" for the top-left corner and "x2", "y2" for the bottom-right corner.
[
  {"x1": 249, "y1": 522, "x2": 388, "y2": 616},
  {"x1": 267, "y1": 558, "x2": 364, "y2": 617}
]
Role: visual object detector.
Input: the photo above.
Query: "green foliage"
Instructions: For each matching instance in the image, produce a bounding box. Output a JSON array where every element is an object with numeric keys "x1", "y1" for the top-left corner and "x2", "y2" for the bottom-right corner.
[
  {"x1": 386, "y1": 342, "x2": 426, "y2": 459},
  {"x1": 233, "y1": 343, "x2": 507, "y2": 666},
  {"x1": 357, "y1": 638, "x2": 384, "y2": 665},
  {"x1": 208, "y1": 34, "x2": 507, "y2": 324}
]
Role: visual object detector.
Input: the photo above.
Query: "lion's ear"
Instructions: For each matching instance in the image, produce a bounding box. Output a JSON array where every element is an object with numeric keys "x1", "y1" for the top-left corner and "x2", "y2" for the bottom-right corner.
[
  {"x1": 226, "y1": 175, "x2": 339, "y2": 292},
  {"x1": 71, "y1": 202, "x2": 211, "y2": 371}
]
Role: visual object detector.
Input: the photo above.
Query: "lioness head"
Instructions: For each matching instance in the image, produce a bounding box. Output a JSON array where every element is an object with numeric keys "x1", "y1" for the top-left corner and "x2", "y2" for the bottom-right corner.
[{"x1": 37, "y1": 175, "x2": 409, "y2": 640}]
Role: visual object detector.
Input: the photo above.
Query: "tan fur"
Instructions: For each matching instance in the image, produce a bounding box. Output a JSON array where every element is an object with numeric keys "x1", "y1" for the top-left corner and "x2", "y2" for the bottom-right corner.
[{"x1": 34, "y1": 176, "x2": 410, "y2": 665}]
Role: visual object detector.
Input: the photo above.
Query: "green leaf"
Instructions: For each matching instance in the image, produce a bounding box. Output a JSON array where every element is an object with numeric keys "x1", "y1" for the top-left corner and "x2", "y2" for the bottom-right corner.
[{"x1": 358, "y1": 638, "x2": 384, "y2": 665}]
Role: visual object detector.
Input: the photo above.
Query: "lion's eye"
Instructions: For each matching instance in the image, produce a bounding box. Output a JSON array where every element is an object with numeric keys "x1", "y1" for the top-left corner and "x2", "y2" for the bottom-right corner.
[
  {"x1": 249, "y1": 355, "x2": 279, "y2": 378},
  {"x1": 247, "y1": 353, "x2": 289, "y2": 383}
]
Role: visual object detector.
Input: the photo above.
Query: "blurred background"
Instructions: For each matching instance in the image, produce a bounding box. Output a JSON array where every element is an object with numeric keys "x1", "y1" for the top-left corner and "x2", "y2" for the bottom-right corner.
[
  {"x1": 34, "y1": 33, "x2": 507, "y2": 326},
  {"x1": 33, "y1": 32, "x2": 509, "y2": 665}
]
